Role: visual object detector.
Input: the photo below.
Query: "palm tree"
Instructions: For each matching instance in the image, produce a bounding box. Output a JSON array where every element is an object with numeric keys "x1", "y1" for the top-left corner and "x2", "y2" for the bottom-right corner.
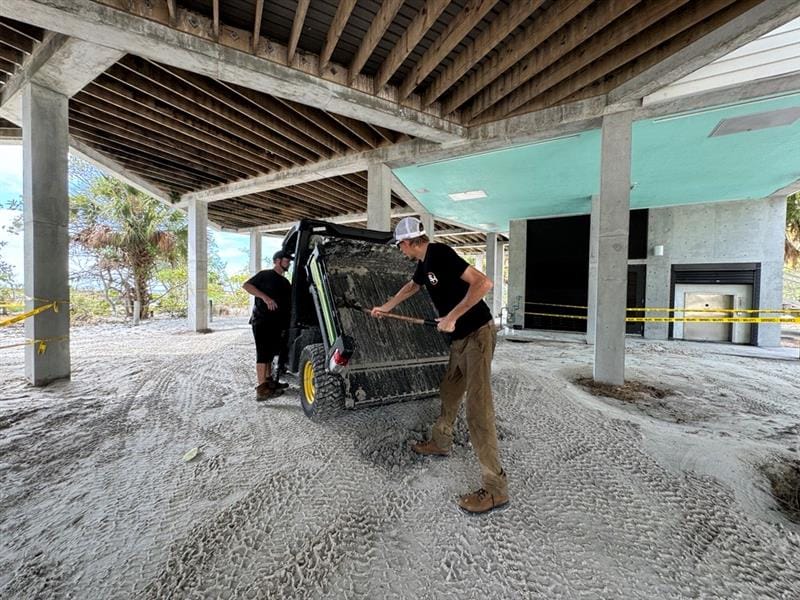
[
  {"x1": 787, "y1": 191, "x2": 800, "y2": 267},
  {"x1": 71, "y1": 176, "x2": 185, "y2": 319}
]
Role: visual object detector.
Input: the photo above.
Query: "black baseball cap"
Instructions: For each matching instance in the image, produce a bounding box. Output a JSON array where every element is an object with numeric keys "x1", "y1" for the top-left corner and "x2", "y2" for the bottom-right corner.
[{"x1": 273, "y1": 250, "x2": 293, "y2": 261}]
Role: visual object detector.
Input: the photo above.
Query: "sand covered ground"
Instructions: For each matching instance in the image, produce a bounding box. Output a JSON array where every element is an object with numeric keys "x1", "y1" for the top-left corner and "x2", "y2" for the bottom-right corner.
[{"x1": 1, "y1": 317, "x2": 799, "y2": 599}]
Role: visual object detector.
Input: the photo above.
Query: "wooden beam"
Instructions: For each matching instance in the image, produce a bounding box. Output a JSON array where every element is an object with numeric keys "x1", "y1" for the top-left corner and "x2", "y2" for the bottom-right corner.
[
  {"x1": 443, "y1": 0, "x2": 595, "y2": 117},
  {"x1": 288, "y1": 0, "x2": 310, "y2": 64},
  {"x1": 422, "y1": 0, "x2": 547, "y2": 107},
  {"x1": 252, "y1": 0, "x2": 264, "y2": 53},
  {"x1": 0, "y1": 17, "x2": 44, "y2": 42},
  {"x1": 0, "y1": 22, "x2": 35, "y2": 54},
  {"x1": 3, "y1": 0, "x2": 466, "y2": 143},
  {"x1": 0, "y1": 57, "x2": 16, "y2": 76},
  {"x1": 374, "y1": 0, "x2": 451, "y2": 93},
  {"x1": 166, "y1": 0, "x2": 177, "y2": 25},
  {"x1": 486, "y1": 0, "x2": 731, "y2": 122},
  {"x1": 212, "y1": 0, "x2": 219, "y2": 41},
  {"x1": 275, "y1": 97, "x2": 365, "y2": 152},
  {"x1": 320, "y1": 0, "x2": 356, "y2": 70},
  {"x1": 348, "y1": 0, "x2": 405, "y2": 85},
  {"x1": 398, "y1": 0, "x2": 498, "y2": 101}
]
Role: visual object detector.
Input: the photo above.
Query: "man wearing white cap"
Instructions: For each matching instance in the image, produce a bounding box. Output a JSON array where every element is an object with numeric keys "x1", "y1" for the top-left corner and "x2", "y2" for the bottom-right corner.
[{"x1": 371, "y1": 216, "x2": 508, "y2": 514}]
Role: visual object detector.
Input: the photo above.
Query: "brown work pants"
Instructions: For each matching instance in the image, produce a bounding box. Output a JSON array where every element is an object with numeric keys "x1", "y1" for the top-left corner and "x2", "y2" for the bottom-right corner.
[{"x1": 431, "y1": 321, "x2": 507, "y2": 496}]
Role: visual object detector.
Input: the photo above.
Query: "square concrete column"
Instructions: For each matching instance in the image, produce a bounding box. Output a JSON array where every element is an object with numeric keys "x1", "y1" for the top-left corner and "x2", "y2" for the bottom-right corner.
[
  {"x1": 249, "y1": 231, "x2": 262, "y2": 274},
  {"x1": 188, "y1": 198, "x2": 209, "y2": 332},
  {"x1": 23, "y1": 83, "x2": 70, "y2": 385},
  {"x1": 367, "y1": 163, "x2": 392, "y2": 231},
  {"x1": 586, "y1": 194, "x2": 600, "y2": 345},
  {"x1": 485, "y1": 232, "x2": 503, "y2": 318},
  {"x1": 590, "y1": 111, "x2": 632, "y2": 385},
  {"x1": 507, "y1": 219, "x2": 527, "y2": 328},
  {"x1": 420, "y1": 212, "x2": 435, "y2": 241}
]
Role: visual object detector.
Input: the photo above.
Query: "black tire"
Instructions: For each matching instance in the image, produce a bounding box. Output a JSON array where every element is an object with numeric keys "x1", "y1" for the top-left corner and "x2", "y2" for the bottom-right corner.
[{"x1": 299, "y1": 343, "x2": 344, "y2": 421}]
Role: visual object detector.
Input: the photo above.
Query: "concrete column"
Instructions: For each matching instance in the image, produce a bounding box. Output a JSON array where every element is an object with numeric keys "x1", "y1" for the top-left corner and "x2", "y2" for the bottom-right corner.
[
  {"x1": 23, "y1": 82, "x2": 70, "y2": 385},
  {"x1": 420, "y1": 211, "x2": 435, "y2": 241},
  {"x1": 485, "y1": 233, "x2": 503, "y2": 318},
  {"x1": 591, "y1": 111, "x2": 632, "y2": 385},
  {"x1": 367, "y1": 163, "x2": 391, "y2": 231},
  {"x1": 188, "y1": 198, "x2": 209, "y2": 332},
  {"x1": 586, "y1": 195, "x2": 600, "y2": 345},
  {"x1": 474, "y1": 254, "x2": 484, "y2": 273},
  {"x1": 508, "y1": 219, "x2": 527, "y2": 328},
  {"x1": 249, "y1": 232, "x2": 262, "y2": 274}
]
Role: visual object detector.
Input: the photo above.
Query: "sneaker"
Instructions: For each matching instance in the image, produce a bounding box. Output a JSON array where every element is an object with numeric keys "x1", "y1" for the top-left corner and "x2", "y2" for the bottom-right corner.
[
  {"x1": 410, "y1": 439, "x2": 449, "y2": 456},
  {"x1": 458, "y1": 488, "x2": 509, "y2": 514}
]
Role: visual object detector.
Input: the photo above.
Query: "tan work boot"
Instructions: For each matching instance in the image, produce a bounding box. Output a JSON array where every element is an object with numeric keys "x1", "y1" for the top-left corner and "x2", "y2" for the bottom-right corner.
[
  {"x1": 255, "y1": 382, "x2": 283, "y2": 401},
  {"x1": 411, "y1": 439, "x2": 449, "y2": 456},
  {"x1": 458, "y1": 488, "x2": 509, "y2": 514}
]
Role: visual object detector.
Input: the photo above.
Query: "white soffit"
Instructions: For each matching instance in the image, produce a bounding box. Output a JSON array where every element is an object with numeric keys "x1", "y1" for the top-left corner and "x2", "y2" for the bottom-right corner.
[{"x1": 644, "y1": 16, "x2": 800, "y2": 105}]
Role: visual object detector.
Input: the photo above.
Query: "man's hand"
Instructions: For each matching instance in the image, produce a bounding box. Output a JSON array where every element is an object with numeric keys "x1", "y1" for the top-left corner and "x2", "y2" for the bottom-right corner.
[
  {"x1": 436, "y1": 314, "x2": 457, "y2": 333},
  {"x1": 370, "y1": 304, "x2": 391, "y2": 318},
  {"x1": 264, "y1": 296, "x2": 277, "y2": 311}
]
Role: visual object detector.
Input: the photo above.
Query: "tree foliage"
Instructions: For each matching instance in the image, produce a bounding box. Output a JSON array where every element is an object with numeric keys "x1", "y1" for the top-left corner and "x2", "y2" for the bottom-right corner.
[
  {"x1": 70, "y1": 159, "x2": 186, "y2": 319},
  {"x1": 786, "y1": 191, "x2": 800, "y2": 268}
]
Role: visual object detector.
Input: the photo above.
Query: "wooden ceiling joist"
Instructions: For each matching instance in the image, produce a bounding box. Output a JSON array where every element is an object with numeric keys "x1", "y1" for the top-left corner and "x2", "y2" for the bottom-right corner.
[
  {"x1": 443, "y1": 0, "x2": 597, "y2": 118},
  {"x1": 373, "y1": 0, "x2": 451, "y2": 93},
  {"x1": 0, "y1": 22, "x2": 35, "y2": 54},
  {"x1": 496, "y1": 0, "x2": 743, "y2": 121},
  {"x1": 421, "y1": 0, "x2": 548, "y2": 108},
  {"x1": 398, "y1": 0, "x2": 500, "y2": 101},
  {"x1": 348, "y1": 0, "x2": 405, "y2": 85},
  {"x1": 288, "y1": 0, "x2": 310, "y2": 64},
  {"x1": 320, "y1": 0, "x2": 357, "y2": 70}
]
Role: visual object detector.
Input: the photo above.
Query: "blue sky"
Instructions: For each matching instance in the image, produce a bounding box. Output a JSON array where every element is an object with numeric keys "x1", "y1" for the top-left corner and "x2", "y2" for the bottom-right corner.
[{"x1": 0, "y1": 145, "x2": 282, "y2": 284}]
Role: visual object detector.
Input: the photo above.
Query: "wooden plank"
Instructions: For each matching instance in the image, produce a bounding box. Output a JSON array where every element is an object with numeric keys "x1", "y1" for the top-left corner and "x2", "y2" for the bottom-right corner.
[
  {"x1": 252, "y1": 0, "x2": 264, "y2": 53},
  {"x1": 483, "y1": 0, "x2": 727, "y2": 122},
  {"x1": 288, "y1": 0, "x2": 310, "y2": 64},
  {"x1": 166, "y1": 0, "x2": 177, "y2": 25},
  {"x1": 374, "y1": 0, "x2": 451, "y2": 93},
  {"x1": 0, "y1": 43, "x2": 24, "y2": 66},
  {"x1": 443, "y1": 0, "x2": 596, "y2": 117},
  {"x1": 398, "y1": 0, "x2": 498, "y2": 100},
  {"x1": 0, "y1": 56, "x2": 17, "y2": 76},
  {"x1": 320, "y1": 0, "x2": 357, "y2": 69},
  {"x1": 275, "y1": 97, "x2": 365, "y2": 152},
  {"x1": 111, "y1": 59, "x2": 316, "y2": 164},
  {"x1": 0, "y1": 17, "x2": 44, "y2": 42},
  {"x1": 80, "y1": 81, "x2": 287, "y2": 173},
  {"x1": 538, "y1": 0, "x2": 764, "y2": 112},
  {"x1": 348, "y1": 0, "x2": 405, "y2": 85},
  {"x1": 0, "y1": 23, "x2": 35, "y2": 54},
  {"x1": 421, "y1": 0, "x2": 547, "y2": 107},
  {"x1": 326, "y1": 112, "x2": 381, "y2": 148},
  {"x1": 212, "y1": 0, "x2": 220, "y2": 41}
]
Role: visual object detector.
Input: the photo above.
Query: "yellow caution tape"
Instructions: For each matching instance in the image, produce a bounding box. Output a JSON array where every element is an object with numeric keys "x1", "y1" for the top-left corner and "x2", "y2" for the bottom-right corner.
[
  {"x1": 0, "y1": 302, "x2": 58, "y2": 327},
  {"x1": 523, "y1": 311, "x2": 800, "y2": 324},
  {"x1": 0, "y1": 335, "x2": 68, "y2": 353}
]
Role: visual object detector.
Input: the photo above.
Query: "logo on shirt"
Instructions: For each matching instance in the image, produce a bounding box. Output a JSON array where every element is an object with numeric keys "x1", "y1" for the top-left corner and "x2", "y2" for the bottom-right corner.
[{"x1": 427, "y1": 272, "x2": 439, "y2": 286}]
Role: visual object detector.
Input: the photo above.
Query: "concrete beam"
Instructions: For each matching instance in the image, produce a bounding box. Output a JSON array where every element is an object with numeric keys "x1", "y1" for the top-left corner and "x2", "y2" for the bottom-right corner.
[
  {"x1": 1, "y1": 0, "x2": 465, "y2": 144},
  {"x1": 23, "y1": 82, "x2": 70, "y2": 385},
  {"x1": 591, "y1": 111, "x2": 632, "y2": 386},
  {"x1": 419, "y1": 211, "x2": 435, "y2": 242},
  {"x1": 234, "y1": 209, "x2": 418, "y2": 234},
  {"x1": 610, "y1": 0, "x2": 800, "y2": 103},
  {"x1": 248, "y1": 232, "x2": 262, "y2": 275},
  {"x1": 367, "y1": 163, "x2": 392, "y2": 231},
  {"x1": 0, "y1": 32, "x2": 123, "y2": 123}
]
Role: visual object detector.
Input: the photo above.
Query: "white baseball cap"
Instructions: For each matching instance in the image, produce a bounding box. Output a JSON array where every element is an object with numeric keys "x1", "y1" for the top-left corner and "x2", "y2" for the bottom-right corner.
[{"x1": 391, "y1": 216, "x2": 426, "y2": 245}]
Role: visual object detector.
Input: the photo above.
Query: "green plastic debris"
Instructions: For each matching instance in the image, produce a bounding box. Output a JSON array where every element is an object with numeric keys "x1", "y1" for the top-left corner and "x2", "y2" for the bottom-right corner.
[{"x1": 182, "y1": 447, "x2": 200, "y2": 462}]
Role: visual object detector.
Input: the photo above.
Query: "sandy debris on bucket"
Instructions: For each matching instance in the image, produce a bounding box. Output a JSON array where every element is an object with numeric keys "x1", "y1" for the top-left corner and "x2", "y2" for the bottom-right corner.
[{"x1": 1, "y1": 317, "x2": 799, "y2": 599}]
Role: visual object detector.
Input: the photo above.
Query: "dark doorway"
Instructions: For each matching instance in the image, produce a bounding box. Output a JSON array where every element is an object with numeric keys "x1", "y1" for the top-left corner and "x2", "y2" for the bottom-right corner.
[{"x1": 626, "y1": 265, "x2": 646, "y2": 336}]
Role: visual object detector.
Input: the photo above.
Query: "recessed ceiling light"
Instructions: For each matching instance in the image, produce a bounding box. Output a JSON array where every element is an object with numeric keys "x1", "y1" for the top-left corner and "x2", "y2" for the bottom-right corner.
[
  {"x1": 415, "y1": 187, "x2": 429, "y2": 193},
  {"x1": 448, "y1": 190, "x2": 487, "y2": 202}
]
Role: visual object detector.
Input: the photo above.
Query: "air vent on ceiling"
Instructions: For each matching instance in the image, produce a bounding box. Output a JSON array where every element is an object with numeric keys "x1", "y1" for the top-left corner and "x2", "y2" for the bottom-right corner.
[{"x1": 709, "y1": 106, "x2": 800, "y2": 137}]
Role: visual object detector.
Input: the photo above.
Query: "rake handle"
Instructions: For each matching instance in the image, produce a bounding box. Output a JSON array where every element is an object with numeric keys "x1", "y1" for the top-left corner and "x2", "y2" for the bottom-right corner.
[{"x1": 363, "y1": 308, "x2": 437, "y2": 327}]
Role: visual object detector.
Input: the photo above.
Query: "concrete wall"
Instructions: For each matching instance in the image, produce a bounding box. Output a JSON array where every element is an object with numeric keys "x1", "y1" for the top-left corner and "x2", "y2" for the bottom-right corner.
[
  {"x1": 644, "y1": 197, "x2": 786, "y2": 346},
  {"x1": 508, "y1": 197, "x2": 785, "y2": 346}
]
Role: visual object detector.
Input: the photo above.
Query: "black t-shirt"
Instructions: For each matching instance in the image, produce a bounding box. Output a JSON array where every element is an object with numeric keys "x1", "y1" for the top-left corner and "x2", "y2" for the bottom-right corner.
[
  {"x1": 247, "y1": 269, "x2": 292, "y2": 327},
  {"x1": 412, "y1": 243, "x2": 493, "y2": 340}
]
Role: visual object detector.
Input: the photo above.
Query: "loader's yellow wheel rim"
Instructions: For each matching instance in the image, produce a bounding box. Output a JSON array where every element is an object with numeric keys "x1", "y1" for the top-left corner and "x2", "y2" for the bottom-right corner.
[{"x1": 303, "y1": 361, "x2": 316, "y2": 405}]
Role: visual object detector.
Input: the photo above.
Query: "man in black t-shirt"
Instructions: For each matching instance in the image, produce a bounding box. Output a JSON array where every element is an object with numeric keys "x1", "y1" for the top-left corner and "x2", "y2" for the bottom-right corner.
[
  {"x1": 243, "y1": 250, "x2": 293, "y2": 400},
  {"x1": 371, "y1": 217, "x2": 508, "y2": 514}
]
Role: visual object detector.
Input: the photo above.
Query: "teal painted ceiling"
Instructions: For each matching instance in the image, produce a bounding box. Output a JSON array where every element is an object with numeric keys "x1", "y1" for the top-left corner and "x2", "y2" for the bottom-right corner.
[{"x1": 393, "y1": 91, "x2": 800, "y2": 232}]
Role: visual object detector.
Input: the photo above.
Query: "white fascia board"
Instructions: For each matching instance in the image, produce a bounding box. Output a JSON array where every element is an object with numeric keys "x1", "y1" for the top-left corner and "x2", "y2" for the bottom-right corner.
[{"x1": 0, "y1": 0, "x2": 465, "y2": 144}]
